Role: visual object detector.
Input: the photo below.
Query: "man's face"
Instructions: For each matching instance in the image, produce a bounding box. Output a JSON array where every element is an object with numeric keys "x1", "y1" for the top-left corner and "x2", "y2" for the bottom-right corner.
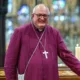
[{"x1": 32, "y1": 8, "x2": 49, "y2": 30}]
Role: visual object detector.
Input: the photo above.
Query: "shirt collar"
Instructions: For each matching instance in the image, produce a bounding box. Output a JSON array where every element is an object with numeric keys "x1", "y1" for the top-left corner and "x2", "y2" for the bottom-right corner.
[{"x1": 32, "y1": 23, "x2": 45, "y2": 32}]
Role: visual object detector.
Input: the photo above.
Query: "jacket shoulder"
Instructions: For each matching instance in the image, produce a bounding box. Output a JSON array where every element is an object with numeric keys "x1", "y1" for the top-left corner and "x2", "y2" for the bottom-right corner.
[
  {"x1": 47, "y1": 25, "x2": 59, "y2": 35},
  {"x1": 14, "y1": 23, "x2": 31, "y2": 34}
]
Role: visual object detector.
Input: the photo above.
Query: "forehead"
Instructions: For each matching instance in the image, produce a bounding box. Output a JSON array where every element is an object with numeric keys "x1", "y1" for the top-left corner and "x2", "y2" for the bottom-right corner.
[{"x1": 35, "y1": 6, "x2": 48, "y2": 14}]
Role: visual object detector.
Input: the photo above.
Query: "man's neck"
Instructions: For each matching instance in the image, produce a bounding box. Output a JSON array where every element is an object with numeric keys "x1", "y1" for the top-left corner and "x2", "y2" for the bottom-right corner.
[
  {"x1": 37, "y1": 28, "x2": 44, "y2": 32},
  {"x1": 32, "y1": 22, "x2": 45, "y2": 32}
]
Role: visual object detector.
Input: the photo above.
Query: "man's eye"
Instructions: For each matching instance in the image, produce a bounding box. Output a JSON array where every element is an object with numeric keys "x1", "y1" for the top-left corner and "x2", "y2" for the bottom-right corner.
[
  {"x1": 38, "y1": 14, "x2": 46, "y2": 17},
  {"x1": 37, "y1": 14, "x2": 42, "y2": 17},
  {"x1": 43, "y1": 15, "x2": 47, "y2": 17}
]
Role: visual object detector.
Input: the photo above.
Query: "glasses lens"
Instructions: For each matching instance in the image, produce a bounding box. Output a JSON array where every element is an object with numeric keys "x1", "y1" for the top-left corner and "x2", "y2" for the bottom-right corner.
[{"x1": 35, "y1": 14, "x2": 49, "y2": 18}]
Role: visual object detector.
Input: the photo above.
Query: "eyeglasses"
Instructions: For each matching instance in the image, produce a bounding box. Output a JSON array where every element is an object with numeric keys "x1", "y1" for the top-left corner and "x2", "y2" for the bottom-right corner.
[{"x1": 34, "y1": 13, "x2": 49, "y2": 18}]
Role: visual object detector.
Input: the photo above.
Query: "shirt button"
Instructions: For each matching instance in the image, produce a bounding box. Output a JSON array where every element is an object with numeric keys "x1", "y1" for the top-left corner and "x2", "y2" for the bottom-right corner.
[{"x1": 43, "y1": 75, "x2": 46, "y2": 79}]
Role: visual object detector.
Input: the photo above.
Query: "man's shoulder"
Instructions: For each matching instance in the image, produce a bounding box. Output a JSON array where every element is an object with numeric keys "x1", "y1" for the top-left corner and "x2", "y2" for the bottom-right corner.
[
  {"x1": 13, "y1": 22, "x2": 32, "y2": 36},
  {"x1": 15, "y1": 23, "x2": 31, "y2": 31},
  {"x1": 47, "y1": 25, "x2": 59, "y2": 33}
]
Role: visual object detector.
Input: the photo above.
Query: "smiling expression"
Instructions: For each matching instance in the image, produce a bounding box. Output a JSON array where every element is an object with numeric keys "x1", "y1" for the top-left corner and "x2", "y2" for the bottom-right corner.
[{"x1": 32, "y1": 4, "x2": 50, "y2": 30}]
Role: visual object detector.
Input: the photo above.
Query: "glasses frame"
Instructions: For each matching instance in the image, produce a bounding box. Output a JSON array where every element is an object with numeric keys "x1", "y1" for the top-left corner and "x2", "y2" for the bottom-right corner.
[{"x1": 34, "y1": 13, "x2": 49, "y2": 18}]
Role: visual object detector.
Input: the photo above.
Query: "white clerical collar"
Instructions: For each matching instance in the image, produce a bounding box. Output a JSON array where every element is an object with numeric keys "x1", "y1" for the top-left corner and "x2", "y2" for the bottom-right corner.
[
  {"x1": 32, "y1": 23, "x2": 45, "y2": 32},
  {"x1": 36, "y1": 28, "x2": 44, "y2": 32}
]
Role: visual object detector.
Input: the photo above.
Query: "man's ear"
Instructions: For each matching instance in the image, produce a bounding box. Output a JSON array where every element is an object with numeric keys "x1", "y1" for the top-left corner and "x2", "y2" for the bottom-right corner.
[{"x1": 31, "y1": 14, "x2": 34, "y2": 19}]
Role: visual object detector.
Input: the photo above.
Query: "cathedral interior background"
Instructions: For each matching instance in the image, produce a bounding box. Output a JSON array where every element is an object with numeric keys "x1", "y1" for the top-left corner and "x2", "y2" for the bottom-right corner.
[{"x1": 5, "y1": 0, "x2": 80, "y2": 66}]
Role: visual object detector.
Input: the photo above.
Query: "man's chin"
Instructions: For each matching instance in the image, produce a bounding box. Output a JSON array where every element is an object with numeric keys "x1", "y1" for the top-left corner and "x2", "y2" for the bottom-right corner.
[{"x1": 38, "y1": 24, "x2": 46, "y2": 27}]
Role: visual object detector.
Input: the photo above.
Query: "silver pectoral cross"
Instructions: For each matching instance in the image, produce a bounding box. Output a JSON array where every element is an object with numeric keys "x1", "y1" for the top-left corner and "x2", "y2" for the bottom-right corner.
[{"x1": 43, "y1": 50, "x2": 48, "y2": 59}]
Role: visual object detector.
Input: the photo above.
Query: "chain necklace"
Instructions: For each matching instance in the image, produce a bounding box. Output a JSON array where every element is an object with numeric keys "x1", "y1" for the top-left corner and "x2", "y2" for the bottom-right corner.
[{"x1": 31, "y1": 22, "x2": 48, "y2": 59}]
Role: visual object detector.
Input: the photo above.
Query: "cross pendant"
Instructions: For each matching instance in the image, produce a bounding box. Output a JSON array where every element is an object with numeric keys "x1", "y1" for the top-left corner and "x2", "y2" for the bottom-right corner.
[{"x1": 43, "y1": 50, "x2": 48, "y2": 59}]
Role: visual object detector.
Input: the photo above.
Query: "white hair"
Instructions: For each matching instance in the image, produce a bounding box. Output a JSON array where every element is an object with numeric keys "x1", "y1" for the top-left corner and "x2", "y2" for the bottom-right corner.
[{"x1": 32, "y1": 4, "x2": 50, "y2": 15}]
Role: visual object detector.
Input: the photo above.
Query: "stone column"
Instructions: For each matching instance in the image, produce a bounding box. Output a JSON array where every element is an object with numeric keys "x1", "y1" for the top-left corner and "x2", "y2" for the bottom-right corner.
[{"x1": 0, "y1": 0, "x2": 8, "y2": 67}]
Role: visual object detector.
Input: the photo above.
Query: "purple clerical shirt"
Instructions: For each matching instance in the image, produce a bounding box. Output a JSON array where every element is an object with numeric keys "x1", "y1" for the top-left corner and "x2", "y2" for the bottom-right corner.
[{"x1": 4, "y1": 22, "x2": 80, "y2": 80}]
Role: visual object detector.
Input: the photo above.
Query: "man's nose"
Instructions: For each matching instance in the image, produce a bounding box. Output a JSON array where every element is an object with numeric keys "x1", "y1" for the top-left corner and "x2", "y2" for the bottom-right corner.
[{"x1": 40, "y1": 16, "x2": 45, "y2": 20}]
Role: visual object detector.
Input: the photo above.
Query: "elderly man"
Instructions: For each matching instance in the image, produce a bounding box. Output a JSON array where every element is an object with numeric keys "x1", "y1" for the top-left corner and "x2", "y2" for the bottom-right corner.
[{"x1": 4, "y1": 4, "x2": 80, "y2": 80}]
